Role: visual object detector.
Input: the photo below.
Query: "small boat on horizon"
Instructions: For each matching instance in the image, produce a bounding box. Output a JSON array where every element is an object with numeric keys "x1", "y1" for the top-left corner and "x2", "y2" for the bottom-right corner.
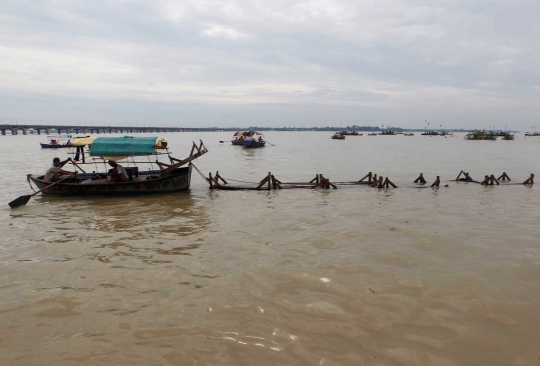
[
  {"x1": 231, "y1": 131, "x2": 248, "y2": 145},
  {"x1": 340, "y1": 130, "x2": 362, "y2": 136},
  {"x1": 331, "y1": 133, "x2": 345, "y2": 140},
  {"x1": 464, "y1": 130, "x2": 497, "y2": 141},
  {"x1": 40, "y1": 134, "x2": 74, "y2": 149},
  {"x1": 243, "y1": 132, "x2": 266, "y2": 148}
]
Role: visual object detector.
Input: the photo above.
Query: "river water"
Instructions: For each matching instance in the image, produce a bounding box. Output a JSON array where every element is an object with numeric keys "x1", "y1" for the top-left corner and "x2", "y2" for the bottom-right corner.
[{"x1": 1, "y1": 132, "x2": 539, "y2": 366}]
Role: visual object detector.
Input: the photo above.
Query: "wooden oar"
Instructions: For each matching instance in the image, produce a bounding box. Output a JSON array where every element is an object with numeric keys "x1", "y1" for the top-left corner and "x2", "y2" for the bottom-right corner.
[
  {"x1": 265, "y1": 141, "x2": 276, "y2": 146},
  {"x1": 70, "y1": 161, "x2": 86, "y2": 173},
  {"x1": 9, "y1": 174, "x2": 76, "y2": 209}
]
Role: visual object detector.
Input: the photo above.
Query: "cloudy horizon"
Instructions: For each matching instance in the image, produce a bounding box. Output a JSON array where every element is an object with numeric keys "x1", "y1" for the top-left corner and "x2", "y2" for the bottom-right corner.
[{"x1": 1, "y1": 0, "x2": 539, "y2": 130}]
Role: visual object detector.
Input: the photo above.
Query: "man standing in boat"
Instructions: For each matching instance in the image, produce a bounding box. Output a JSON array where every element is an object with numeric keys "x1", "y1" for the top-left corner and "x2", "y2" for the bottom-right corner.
[{"x1": 107, "y1": 160, "x2": 129, "y2": 182}]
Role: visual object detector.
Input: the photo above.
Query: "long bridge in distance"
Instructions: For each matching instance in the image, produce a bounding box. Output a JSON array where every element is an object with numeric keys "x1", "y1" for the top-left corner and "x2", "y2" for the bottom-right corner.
[{"x1": 0, "y1": 124, "x2": 236, "y2": 135}]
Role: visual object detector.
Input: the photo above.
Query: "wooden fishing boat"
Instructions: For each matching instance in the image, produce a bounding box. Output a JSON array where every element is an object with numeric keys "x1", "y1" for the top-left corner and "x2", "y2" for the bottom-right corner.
[
  {"x1": 244, "y1": 139, "x2": 266, "y2": 148},
  {"x1": 243, "y1": 131, "x2": 266, "y2": 147},
  {"x1": 464, "y1": 130, "x2": 497, "y2": 141},
  {"x1": 421, "y1": 130, "x2": 440, "y2": 136},
  {"x1": 368, "y1": 133, "x2": 377, "y2": 136},
  {"x1": 404, "y1": 133, "x2": 414, "y2": 136},
  {"x1": 40, "y1": 134, "x2": 74, "y2": 149},
  {"x1": 27, "y1": 136, "x2": 208, "y2": 196},
  {"x1": 378, "y1": 130, "x2": 396, "y2": 135},
  {"x1": 331, "y1": 133, "x2": 345, "y2": 140},
  {"x1": 231, "y1": 131, "x2": 248, "y2": 145},
  {"x1": 340, "y1": 130, "x2": 361, "y2": 136}
]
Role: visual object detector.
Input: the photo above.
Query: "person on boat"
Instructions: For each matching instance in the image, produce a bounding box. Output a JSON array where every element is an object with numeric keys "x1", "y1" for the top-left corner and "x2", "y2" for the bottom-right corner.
[
  {"x1": 258, "y1": 136, "x2": 264, "y2": 142},
  {"x1": 107, "y1": 160, "x2": 129, "y2": 183},
  {"x1": 44, "y1": 157, "x2": 77, "y2": 182}
]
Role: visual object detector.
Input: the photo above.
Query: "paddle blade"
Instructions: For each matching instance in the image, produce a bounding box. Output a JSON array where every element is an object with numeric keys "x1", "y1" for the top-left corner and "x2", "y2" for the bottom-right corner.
[{"x1": 8, "y1": 195, "x2": 32, "y2": 209}]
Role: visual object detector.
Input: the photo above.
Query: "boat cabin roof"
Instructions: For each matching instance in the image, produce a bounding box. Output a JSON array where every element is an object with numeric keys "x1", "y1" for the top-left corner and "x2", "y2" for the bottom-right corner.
[
  {"x1": 72, "y1": 136, "x2": 168, "y2": 157},
  {"x1": 233, "y1": 131, "x2": 264, "y2": 137}
]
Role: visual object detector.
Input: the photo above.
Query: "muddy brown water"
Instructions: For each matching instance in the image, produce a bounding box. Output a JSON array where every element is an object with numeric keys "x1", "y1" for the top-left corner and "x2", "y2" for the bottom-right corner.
[{"x1": 1, "y1": 132, "x2": 539, "y2": 365}]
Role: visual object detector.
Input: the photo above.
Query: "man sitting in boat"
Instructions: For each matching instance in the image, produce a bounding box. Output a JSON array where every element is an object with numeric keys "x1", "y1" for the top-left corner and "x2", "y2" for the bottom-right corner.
[
  {"x1": 58, "y1": 157, "x2": 72, "y2": 167},
  {"x1": 44, "y1": 157, "x2": 77, "y2": 182},
  {"x1": 107, "y1": 160, "x2": 129, "y2": 183}
]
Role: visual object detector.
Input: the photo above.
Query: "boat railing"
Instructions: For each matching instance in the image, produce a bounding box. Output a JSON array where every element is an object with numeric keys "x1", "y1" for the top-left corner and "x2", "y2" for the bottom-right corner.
[{"x1": 63, "y1": 140, "x2": 208, "y2": 177}]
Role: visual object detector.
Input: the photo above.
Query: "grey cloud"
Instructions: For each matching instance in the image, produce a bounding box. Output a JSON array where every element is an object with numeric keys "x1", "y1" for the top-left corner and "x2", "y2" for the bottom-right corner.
[{"x1": 0, "y1": 0, "x2": 539, "y2": 129}]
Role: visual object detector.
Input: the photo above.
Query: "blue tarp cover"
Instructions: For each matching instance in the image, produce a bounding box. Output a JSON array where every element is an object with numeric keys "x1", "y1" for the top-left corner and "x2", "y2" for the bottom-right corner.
[{"x1": 89, "y1": 136, "x2": 159, "y2": 157}]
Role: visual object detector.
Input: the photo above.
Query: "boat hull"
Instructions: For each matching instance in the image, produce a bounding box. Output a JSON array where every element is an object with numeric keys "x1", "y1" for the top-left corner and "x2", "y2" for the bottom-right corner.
[
  {"x1": 40, "y1": 143, "x2": 73, "y2": 149},
  {"x1": 244, "y1": 140, "x2": 266, "y2": 148},
  {"x1": 28, "y1": 165, "x2": 192, "y2": 196},
  {"x1": 231, "y1": 140, "x2": 244, "y2": 145}
]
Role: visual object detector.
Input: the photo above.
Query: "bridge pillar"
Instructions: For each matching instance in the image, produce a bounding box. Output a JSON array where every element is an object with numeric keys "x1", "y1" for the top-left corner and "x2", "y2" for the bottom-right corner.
[
  {"x1": 23, "y1": 128, "x2": 27, "y2": 135},
  {"x1": 1, "y1": 129, "x2": 5, "y2": 135},
  {"x1": 12, "y1": 128, "x2": 18, "y2": 135}
]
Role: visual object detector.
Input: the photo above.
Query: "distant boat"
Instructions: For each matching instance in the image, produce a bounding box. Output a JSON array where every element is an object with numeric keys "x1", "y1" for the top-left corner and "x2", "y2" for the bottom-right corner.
[
  {"x1": 331, "y1": 133, "x2": 345, "y2": 140},
  {"x1": 378, "y1": 130, "x2": 396, "y2": 135},
  {"x1": 244, "y1": 139, "x2": 266, "y2": 148},
  {"x1": 243, "y1": 132, "x2": 266, "y2": 148},
  {"x1": 231, "y1": 131, "x2": 248, "y2": 145},
  {"x1": 404, "y1": 133, "x2": 414, "y2": 136},
  {"x1": 525, "y1": 132, "x2": 540, "y2": 137},
  {"x1": 465, "y1": 130, "x2": 497, "y2": 141},
  {"x1": 368, "y1": 133, "x2": 377, "y2": 136},
  {"x1": 40, "y1": 134, "x2": 74, "y2": 149},
  {"x1": 421, "y1": 130, "x2": 440, "y2": 136},
  {"x1": 340, "y1": 130, "x2": 361, "y2": 136}
]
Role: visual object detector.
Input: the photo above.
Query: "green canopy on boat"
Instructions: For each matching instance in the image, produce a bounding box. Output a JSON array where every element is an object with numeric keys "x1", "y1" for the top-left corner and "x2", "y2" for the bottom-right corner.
[{"x1": 89, "y1": 136, "x2": 167, "y2": 157}]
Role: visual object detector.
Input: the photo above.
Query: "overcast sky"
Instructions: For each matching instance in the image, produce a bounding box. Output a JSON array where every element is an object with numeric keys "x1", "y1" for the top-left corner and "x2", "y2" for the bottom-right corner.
[{"x1": 1, "y1": 0, "x2": 539, "y2": 129}]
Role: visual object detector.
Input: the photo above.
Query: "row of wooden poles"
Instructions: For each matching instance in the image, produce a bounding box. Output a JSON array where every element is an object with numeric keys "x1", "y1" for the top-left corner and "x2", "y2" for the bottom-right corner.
[
  {"x1": 206, "y1": 170, "x2": 535, "y2": 190},
  {"x1": 453, "y1": 170, "x2": 534, "y2": 185}
]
